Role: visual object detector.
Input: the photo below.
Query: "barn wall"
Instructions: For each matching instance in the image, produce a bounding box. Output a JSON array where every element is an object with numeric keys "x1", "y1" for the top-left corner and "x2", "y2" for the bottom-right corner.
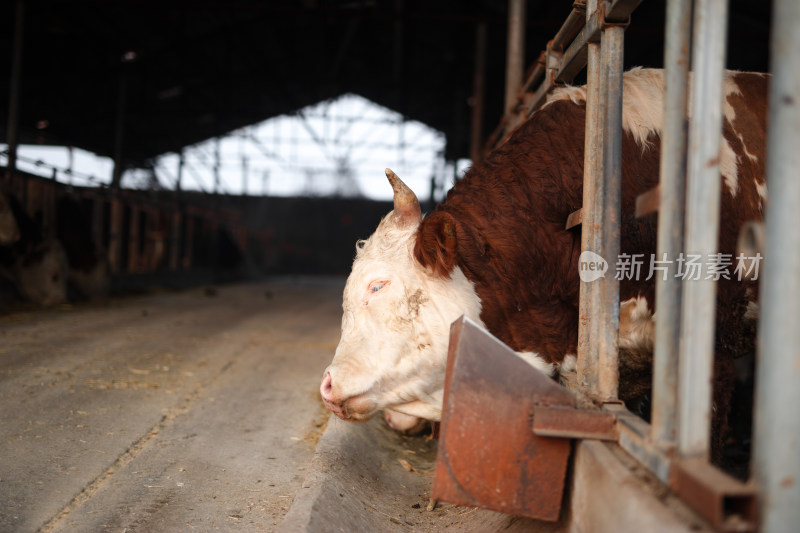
[
  {"x1": 175, "y1": 192, "x2": 399, "y2": 277},
  {"x1": 2, "y1": 170, "x2": 403, "y2": 293}
]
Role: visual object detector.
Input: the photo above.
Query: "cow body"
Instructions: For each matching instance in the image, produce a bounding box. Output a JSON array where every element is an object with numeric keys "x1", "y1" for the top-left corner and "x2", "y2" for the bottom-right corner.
[
  {"x1": 321, "y1": 68, "x2": 768, "y2": 435},
  {"x1": 56, "y1": 193, "x2": 110, "y2": 301},
  {"x1": 0, "y1": 192, "x2": 68, "y2": 307}
]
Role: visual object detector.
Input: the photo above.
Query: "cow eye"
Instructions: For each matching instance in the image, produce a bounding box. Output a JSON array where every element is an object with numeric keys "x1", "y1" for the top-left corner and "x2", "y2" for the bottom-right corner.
[{"x1": 368, "y1": 281, "x2": 388, "y2": 294}]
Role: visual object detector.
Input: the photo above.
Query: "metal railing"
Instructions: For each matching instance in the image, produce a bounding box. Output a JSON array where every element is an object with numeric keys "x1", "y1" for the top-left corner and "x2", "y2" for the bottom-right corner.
[
  {"x1": 487, "y1": 0, "x2": 799, "y2": 530},
  {"x1": 752, "y1": 1, "x2": 800, "y2": 531},
  {"x1": 1, "y1": 167, "x2": 251, "y2": 277}
]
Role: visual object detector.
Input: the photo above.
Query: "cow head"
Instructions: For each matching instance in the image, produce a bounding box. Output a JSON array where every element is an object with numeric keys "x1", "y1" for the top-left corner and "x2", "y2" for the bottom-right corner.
[{"x1": 320, "y1": 169, "x2": 482, "y2": 424}]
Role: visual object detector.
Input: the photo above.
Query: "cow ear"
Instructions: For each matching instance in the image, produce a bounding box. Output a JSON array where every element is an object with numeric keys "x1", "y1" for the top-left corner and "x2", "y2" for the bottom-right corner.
[
  {"x1": 414, "y1": 211, "x2": 458, "y2": 278},
  {"x1": 385, "y1": 168, "x2": 421, "y2": 228}
]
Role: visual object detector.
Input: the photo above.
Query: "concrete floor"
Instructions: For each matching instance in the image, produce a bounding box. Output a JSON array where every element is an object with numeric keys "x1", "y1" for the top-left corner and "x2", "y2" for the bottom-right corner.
[
  {"x1": 1, "y1": 277, "x2": 710, "y2": 533},
  {"x1": 0, "y1": 278, "x2": 344, "y2": 532}
]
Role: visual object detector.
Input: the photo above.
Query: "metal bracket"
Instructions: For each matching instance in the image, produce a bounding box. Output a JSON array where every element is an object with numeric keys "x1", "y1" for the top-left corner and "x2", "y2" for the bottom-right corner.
[
  {"x1": 532, "y1": 405, "x2": 618, "y2": 441},
  {"x1": 670, "y1": 458, "x2": 758, "y2": 532},
  {"x1": 432, "y1": 316, "x2": 573, "y2": 521}
]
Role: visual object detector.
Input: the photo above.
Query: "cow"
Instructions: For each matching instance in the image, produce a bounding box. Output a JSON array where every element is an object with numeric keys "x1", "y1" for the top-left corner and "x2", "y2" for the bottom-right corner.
[
  {"x1": 0, "y1": 191, "x2": 68, "y2": 307},
  {"x1": 320, "y1": 68, "x2": 768, "y2": 450},
  {"x1": 56, "y1": 192, "x2": 110, "y2": 301}
]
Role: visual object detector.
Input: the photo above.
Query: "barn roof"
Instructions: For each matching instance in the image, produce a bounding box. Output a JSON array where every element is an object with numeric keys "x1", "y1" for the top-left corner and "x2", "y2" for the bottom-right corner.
[{"x1": 0, "y1": 0, "x2": 770, "y2": 168}]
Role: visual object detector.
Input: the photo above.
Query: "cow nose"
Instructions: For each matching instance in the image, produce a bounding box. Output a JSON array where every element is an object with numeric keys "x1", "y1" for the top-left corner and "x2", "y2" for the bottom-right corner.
[{"x1": 320, "y1": 371, "x2": 334, "y2": 402}]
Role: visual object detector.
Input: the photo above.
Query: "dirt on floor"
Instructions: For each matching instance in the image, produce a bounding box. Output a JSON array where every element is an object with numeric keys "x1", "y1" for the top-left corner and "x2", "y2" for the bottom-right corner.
[
  {"x1": 0, "y1": 278, "x2": 345, "y2": 532},
  {"x1": 1, "y1": 277, "x2": 565, "y2": 532},
  {"x1": 279, "y1": 414, "x2": 562, "y2": 533}
]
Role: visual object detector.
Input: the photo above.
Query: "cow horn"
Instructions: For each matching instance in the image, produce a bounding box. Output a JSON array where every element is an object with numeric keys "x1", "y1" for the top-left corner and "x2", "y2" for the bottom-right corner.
[{"x1": 385, "y1": 168, "x2": 421, "y2": 227}]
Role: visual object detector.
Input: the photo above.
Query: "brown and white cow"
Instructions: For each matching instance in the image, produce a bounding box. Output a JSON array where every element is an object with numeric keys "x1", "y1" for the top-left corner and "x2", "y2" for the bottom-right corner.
[{"x1": 320, "y1": 68, "x2": 768, "y2": 437}]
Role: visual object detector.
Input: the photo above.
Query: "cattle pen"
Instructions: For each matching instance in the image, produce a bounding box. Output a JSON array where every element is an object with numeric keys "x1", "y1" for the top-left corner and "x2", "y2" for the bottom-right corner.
[
  {"x1": 1, "y1": 1, "x2": 798, "y2": 533},
  {"x1": 425, "y1": 1, "x2": 799, "y2": 532}
]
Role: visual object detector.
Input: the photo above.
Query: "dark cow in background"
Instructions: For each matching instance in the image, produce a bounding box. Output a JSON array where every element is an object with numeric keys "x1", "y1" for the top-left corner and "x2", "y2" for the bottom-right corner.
[
  {"x1": 321, "y1": 68, "x2": 768, "y2": 456},
  {"x1": 0, "y1": 186, "x2": 111, "y2": 308},
  {"x1": 0, "y1": 191, "x2": 68, "y2": 307},
  {"x1": 56, "y1": 192, "x2": 110, "y2": 301}
]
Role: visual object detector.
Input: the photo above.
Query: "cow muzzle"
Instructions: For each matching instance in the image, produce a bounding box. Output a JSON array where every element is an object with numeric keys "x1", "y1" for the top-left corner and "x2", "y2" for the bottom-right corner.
[{"x1": 319, "y1": 371, "x2": 376, "y2": 421}]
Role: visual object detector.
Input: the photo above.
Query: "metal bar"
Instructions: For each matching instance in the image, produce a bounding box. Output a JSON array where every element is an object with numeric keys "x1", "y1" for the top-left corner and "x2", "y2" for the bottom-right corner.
[
  {"x1": 5, "y1": 0, "x2": 25, "y2": 175},
  {"x1": 108, "y1": 198, "x2": 123, "y2": 273},
  {"x1": 169, "y1": 212, "x2": 181, "y2": 270},
  {"x1": 182, "y1": 215, "x2": 194, "y2": 269},
  {"x1": 111, "y1": 73, "x2": 127, "y2": 189},
  {"x1": 532, "y1": 406, "x2": 617, "y2": 441},
  {"x1": 753, "y1": 0, "x2": 800, "y2": 530},
  {"x1": 128, "y1": 206, "x2": 140, "y2": 273},
  {"x1": 241, "y1": 155, "x2": 248, "y2": 195},
  {"x1": 606, "y1": 0, "x2": 644, "y2": 21},
  {"x1": 469, "y1": 22, "x2": 487, "y2": 163},
  {"x1": 556, "y1": 5, "x2": 603, "y2": 84},
  {"x1": 557, "y1": 26, "x2": 591, "y2": 84},
  {"x1": 670, "y1": 458, "x2": 757, "y2": 532},
  {"x1": 651, "y1": 0, "x2": 692, "y2": 450},
  {"x1": 616, "y1": 411, "x2": 672, "y2": 483},
  {"x1": 596, "y1": 24, "x2": 624, "y2": 401},
  {"x1": 520, "y1": 51, "x2": 546, "y2": 93},
  {"x1": 213, "y1": 137, "x2": 221, "y2": 194},
  {"x1": 491, "y1": 0, "x2": 643, "y2": 152},
  {"x1": 504, "y1": 0, "x2": 526, "y2": 114},
  {"x1": 524, "y1": 79, "x2": 553, "y2": 118},
  {"x1": 634, "y1": 185, "x2": 661, "y2": 218},
  {"x1": 91, "y1": 196, "x2": 104, "y2": 250},
  {"x1": 565, "y1": 208, "x2": 583, "y2": 230},
  {"x1": 176, "y1": 150, "x2": 184, "y2": 192},
  {"x1": 677, "y1": 0, "x2": 729, "y2": 459},
  {"x1": 576, "y1": 0, "x2": 605, "y2": 393},
  {"x1": 551, "y1": 2, "x2": 586, "y2": 52}
]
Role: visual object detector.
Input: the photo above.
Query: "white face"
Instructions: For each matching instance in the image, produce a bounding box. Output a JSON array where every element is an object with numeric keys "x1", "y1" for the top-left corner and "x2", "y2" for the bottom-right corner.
[{"x1": 320, "y1": 212, "x2": 482, "y2": 423}]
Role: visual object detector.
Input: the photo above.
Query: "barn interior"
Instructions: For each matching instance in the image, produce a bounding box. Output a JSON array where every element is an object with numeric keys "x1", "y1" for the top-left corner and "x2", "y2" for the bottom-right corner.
[
  {"x1": 0, "y1": 0, "x2": 780, "y2": 531},
  {"x1": 0, "y1": 0, "x2": 772, "y2": 284}
]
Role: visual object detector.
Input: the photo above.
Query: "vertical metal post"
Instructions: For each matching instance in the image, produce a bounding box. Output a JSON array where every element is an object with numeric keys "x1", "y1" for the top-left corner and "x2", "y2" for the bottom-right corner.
[
  {"x1": 241, "y1": 155, "x2": 248, "y2": 195},
  {"x1": 176, "y1": 150, "x2": 184, "y2": 192},
  {"x1": 67, "y1": 145, "x2": 74, "y2": 176},
  {"x1": 108, "y1": 198, "x2": 123, "y2": 273},
  {"x1": 677, "y1": 0, "x2": 729, "y2": 459},
  {"x1": 753, "y1": 0, "x2": 800, "y2": 530},
  {"x1": 111, "y1": 72, "x2": 127, "y2": 189},
  {"x1": 504, "y1": 0, "x2": 526, "y2": 114},
  {"x1": 213, "y1": 137, "x2": 221, "y2": 194},
  {"x1": 392, "y1": 0, "x2": 404, "y2": 84},
  {"x1": 577, "y1": 0, "x2": 605, "y2": 392},
  {"x1": 651, "y1": 0, "x2": 692, "y2": 448},
  {"x1": 128, "y1": 207, "x2": 140, "y2": 273},
  {"x1": 6, "y1": 0, "x2": 25, "y2": 175},
  {"x1": 596, "y1": 24, "x2": 624, "y2": 401},
  {"x1": 470, "y1": 22, "x2": 487, "y2": 163},
  {"x1": 41, "y1": 181, "x2": 55, "y2": 239},
  {"x1": 182, "y1": 215, "x2": 194, "y2": 269},
  {"x1": 169, "y1": 211, "x2": 181, "y2": 270},
  {"x1": 92, "y1": 196, "x2": 104, "y2": 251}
]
